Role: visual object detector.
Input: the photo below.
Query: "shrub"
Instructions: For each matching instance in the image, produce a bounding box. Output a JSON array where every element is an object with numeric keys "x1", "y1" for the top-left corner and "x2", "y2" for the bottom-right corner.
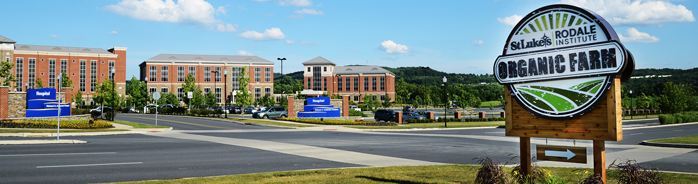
[
  {"x1": 104, "y1": 111, "x2": 116, "y2": 120},
  {"x1": 90, "y1": 110, "x2": 101, "y2": 119},
  {"x1": 658, "y1": 115, "x2": 668, "y2": 124},
  {"x1": 189, "y1": 109, "x2": 199, "y2": 116},
  {"x1": 474, "y1": 156, "x2": 509, "y2": 184},
  {"x1": 608, "y1": 159, "x2": 663, "y2": 184},
  {"x1": 349, "y1": 109, "x2": 368, "y2": 117}
]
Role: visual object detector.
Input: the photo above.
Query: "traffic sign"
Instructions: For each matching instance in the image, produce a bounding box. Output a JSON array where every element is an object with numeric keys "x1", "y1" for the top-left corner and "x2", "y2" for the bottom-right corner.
[
  {"x1": 536, "y1": 145, "x2": 586, "y2": 164},
  {"x1": 187, "y1": 92, "x2": 193, "y2": 99},
  {"x1": 153, "y1": 92, "x2": 161, "y2": 100}
]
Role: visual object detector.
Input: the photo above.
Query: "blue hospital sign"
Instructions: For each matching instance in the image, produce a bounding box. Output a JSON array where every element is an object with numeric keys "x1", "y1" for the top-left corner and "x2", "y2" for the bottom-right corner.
[{"x1": 26, "y1": 88, "x2": 71, "y2": 118}]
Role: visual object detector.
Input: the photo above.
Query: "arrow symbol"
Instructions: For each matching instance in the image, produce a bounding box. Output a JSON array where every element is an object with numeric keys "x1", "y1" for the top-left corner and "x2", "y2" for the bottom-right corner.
[{"x1": 545, "y1": 149, "x2": 576, "y2": 160}]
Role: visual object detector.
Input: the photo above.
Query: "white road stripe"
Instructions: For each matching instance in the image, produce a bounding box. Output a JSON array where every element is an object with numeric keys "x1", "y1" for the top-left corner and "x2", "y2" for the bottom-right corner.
[
  {"x1": 0, "y1": 152, "x2": 116, "y2": 157},
  {"x1": 628, "y1": 133, "x2": 644, "y2": 136},
  {"x1": 37, "y1": 162, "x2": 142, "y2": 168}
]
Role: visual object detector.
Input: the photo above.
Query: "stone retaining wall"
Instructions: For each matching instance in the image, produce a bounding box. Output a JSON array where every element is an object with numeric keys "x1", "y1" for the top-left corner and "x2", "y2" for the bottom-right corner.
[{"x1": 5, "y1": 91, "x2": 66, "y2": 118}]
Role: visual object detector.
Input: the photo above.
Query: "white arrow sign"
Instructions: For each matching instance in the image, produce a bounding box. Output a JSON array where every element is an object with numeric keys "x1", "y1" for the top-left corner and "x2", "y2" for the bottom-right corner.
[{"x1": 544, "y1": 149, "x2": 576, "y2": 160}]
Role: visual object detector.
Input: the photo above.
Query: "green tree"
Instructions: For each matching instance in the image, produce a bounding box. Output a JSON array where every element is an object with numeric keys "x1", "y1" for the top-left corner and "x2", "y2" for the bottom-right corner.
[
  {"x1": 656, "y1": 82, "x2": 693, "y2": 115},
  {"x1": 382, "y1": 95, "x2": 392, "y2": 109},
  {"x1": 235, "y1": 67, "x2": 252, "y2": 118},
  {"x1": 470, "y1": 96, "x2": 482, "y2": 109},
  {"x1": 181, "y1": 74, "x2": 199, "y2": 107},
  {"x1": 192, "y1": 87, "x2": 204, "y2": 107},
  {"x1": 413, "y1": 96, "x2": 422, "y2": 109},
  {"x1": 35, "y1": 78, "x2": 44, "y2": 88},
  {"x1": 395, "y1": 78, "x2": 411, "y2": 104},
  {"x1": 0, "y1": 60, "x2": 17, "y2": 87},
  {"x1": 280, "y1": 95, "x2": 289, "y2": 108},
  {"x1": 60, "y1": 72, "x2": 72, "y2": 88},
  {"x1": 489, "y1": 103, "x2": 494, "y2": 118},
  {"x1": 73, "y1": 91, "x2": 83, "y2": 107},
  {"x1": 161, "y1": 92, "x2": 178, "y2": 105},
  {"x1": 204, "y1": 90, "x2": 217, "y2": 107},
  {"x1": 94, "y1": 77, "x2": 121, "y2": 119},
  {"x1": 636, "y1": 93, "x2": 651, "y2": 118},
  {"x1": 261, "y1": 94, "x2": 275, "y2": 107},
  {"x1": 126, "y1": 76, "x2": 147, "y2": 109}
]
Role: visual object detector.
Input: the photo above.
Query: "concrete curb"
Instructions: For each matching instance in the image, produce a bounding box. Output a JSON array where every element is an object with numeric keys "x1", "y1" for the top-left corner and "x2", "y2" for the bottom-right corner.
[
  {"x1": 0, "y1": 139, "x2": 87, "y2": 145},
  {"x1": 357, "y1": 126, "x2": 502, "y2": 132},
  {"x1": 0, "y1": 127, "x2": 173, "y2": 137},
  {"x1": 128, "y1": 114, "x2": 303, "y2": 129},
  {"x1": 640, "y1": 141, "x2": 698, "y2": 149}
]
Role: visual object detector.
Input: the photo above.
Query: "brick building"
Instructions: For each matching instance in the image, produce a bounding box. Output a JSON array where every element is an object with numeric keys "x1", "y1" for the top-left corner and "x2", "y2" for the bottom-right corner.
[
  {"x1": 139, "y1": 54, "x2": 274, "y2": 105},
  {"x1": 0, "y1": 35, "x2": 127, "y2": 106},
  {"x1": 301, "y1": 56, "x2": 395, "y2": 102}
]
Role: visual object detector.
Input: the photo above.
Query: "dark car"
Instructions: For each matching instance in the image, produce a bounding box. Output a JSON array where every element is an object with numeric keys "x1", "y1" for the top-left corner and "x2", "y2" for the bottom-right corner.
[
  {"x1": 403, "y1": 112, "x2": 426, "y2": 120},
  {"x1": 402, "y1": 106, "x2": 414, "y2": 112},
  {"x1": 374, "y1": 109, "x2": 396, "y2": 122}
]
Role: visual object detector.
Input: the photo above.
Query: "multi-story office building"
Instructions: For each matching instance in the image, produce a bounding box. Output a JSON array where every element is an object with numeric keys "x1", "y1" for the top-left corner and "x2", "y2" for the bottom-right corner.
[
  {"x1": 0, "y1": 35, "x2": 127, "y2": 106},
  {"x1": 301, "y1": 56, "x2": 395, "y2": 102},
  {"x1": 139, "y1": 54, "x2": 274, "y2": 105}
]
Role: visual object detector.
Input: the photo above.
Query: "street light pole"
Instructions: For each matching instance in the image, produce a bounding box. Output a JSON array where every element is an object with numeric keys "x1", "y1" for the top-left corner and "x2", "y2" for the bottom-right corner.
[
  {"x1": 630, "y1": 90, "x2": 633, "y2": 120},
  {"x1": 277, "y1": 58, "x2": 286, "y2": 76},
  {"x1": 224, "y1": 69, "x2": 228, "y2": 118},
  {"x1": 443, "y1": 76, "x2": 447, "y2": 128},
  {"x1": 212, "y1": 70, "x2": 218, "y2": 108}
]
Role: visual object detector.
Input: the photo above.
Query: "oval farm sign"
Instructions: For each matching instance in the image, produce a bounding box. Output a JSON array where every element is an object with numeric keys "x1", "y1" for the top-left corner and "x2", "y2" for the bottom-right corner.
[{"x1": 494, "y1": 4, "x2": 634, "y2": 120}]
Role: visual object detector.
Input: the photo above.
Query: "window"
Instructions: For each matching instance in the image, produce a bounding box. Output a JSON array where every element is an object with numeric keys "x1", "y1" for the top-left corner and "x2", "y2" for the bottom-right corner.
[
  {"x1": 265, "y1": 87, "x2": 271, "y2": 96},
  {"x1": 337, "y1": 77, "x2": 342, "y2": 92},
  {"x1": 323, "y1": 67, "x2": 327, "y2": 72},
  {"x1": 307, "y1": 67, "x2": 311, "y2": 72},
  {"x1": 161, "y1": 88, "x2": 168, "y2": 93},
  {"x1": 178, "y1": 88, "x2": 184, "y2": 101},
  {"x1": 313, "y1": 66, "x2": 321, "y2": 91},
  {"x1": 60, "y1": 59, "x2": 67, "y2": 76},
  {"x1": 204, "y1": 88, "x2": 210, "y2": 96},
  {"x1": 215, "y1": 87, "x2": 221, "y2": 103},
  {"x1": 323, "y1": 77, "x2": 327, "y2": 91},
  {"x1": 354, "y1": 77, "x2": 358, "y2": 91},
  {"x1": 307, "y1": 78, "x2": 311, "y2": 89},
  {"x1": 79, "y1": 60, "x2": 85, "y2": 92},
  {"x1": 15, "y1": 58, "x2": 23, "y2": 91},
  {"x1": 109, "y1": 61, "x2": 115, "y2": 80},
  {"x1": 364, "y1": 77, "x2": 369, "y2": 91},
  {"x1": 149, "y1": 88, "x2": 156, "y2": 93},
  {"x1": 254, "y1": 87, "x2": 261, "y2": 101},
  {"x1": 381, "y1": 95, "x2": 385, "y2": 101},
  {"x1": 28, "y1": 58, "x2": 35, "y2": 89},
  {"x1": 354, "y1": 95, "x2": 359, "y2": 101},
  {"x1": 49, "y1": 59, "x2": 56, "y2": 88},
  {"x1": 380, "y1": 77, "x2": 385, "y2": 91},
  {"x1": 254, "y1": 67, "x2": 261, "y2": 82},
  {"x1": 346, "y1": 77, "x2": 350, "y2": 91},
  {"x1": 161, "y1": 66, "x2": 169, "y2": 82},
  {"x1": 149, "y1": 66, "x2": 156, "y2": 82},
  {"x1": 204, "y1": 67, "x2": 211, "y2": 82},
  {"x1": 188, "y1": 66, "x2": 196, "y2": 79},
  {"x1": 231, "y1": 67, "x2": 241, "y2": 90},
  {"x1": 372, "y1": 77, "x2": 377, "y2": 91},
  {"x1": 90, "y1": 60, "x2": 97, "y2": 92},
  {"x1": 177, "y1": 66, "x2": 184, "y2": 82},
  {"x1": 215, "y1": 67, "x2": 221, "y2": 82},
  {"x1": 265, "y1": 68, "x2": 271, "y2": 82}
]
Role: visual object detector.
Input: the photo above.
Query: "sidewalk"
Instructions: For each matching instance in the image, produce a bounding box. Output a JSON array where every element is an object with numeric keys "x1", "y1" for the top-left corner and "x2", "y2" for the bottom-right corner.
[{"x1": 0, "y1": 122, "x2": 172, "y2": 145}]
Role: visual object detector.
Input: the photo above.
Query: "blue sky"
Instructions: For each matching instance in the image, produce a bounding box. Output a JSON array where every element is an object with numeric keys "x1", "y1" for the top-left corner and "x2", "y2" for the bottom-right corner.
[{"x1": 2, "y1": 0, "x2": 696, "y2": 79}]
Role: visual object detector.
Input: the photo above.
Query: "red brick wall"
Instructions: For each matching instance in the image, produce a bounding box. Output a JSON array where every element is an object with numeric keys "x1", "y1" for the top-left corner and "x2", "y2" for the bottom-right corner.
[
  {"x1": 0, "y1": 87, "x2": 8, "y2": 118},
  {"x1": 287, "y1": 96, "x2": 295, "y2": 117},
  {"x1": 342, "y1": 96, "x2": 348, "y2": 117}
]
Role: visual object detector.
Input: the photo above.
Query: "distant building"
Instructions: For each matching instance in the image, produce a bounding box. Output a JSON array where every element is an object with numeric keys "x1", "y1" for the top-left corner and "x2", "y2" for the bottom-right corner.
[
  {"x1": 0, "y1": 35, "x2": 127, "y2": 106},
  {"x1": 630, "y1": 75, "x2": 672, "y2": 79},
  {"x1": 139, "y1": 54, "x2": 274, "y2": 105},
  {"x1": 300, "y1": 56, "x2": 395, "y2": 102}
]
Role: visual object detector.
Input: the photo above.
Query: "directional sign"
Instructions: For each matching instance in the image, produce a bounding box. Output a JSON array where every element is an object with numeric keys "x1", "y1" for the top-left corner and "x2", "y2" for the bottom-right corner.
[
  {"x1": 187, "y1": 92, "x2": 193, "y2": 99},
  {"x1": 536, "y1": 145, "x2": 586, "y2": 164},
  {"x1": 152, "y1": 92, "x2": 161, "y2": 100}
]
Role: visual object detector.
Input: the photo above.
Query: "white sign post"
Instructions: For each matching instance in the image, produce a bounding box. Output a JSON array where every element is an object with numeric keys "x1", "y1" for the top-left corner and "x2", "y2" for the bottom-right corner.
[
  {"x1": 152, "y1": 92, "x2": 161, "y2": 126},
  {"x1": 187, "y1": 91, "x2": 193, "y2": 113}
]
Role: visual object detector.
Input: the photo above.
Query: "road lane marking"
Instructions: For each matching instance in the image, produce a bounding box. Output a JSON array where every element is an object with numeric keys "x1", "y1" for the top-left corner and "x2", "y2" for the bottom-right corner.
[
  {"x1": 0, "y1": 152, "x2": 116, "y2": 157},
  {"x1": 121, "y1": 115, "x2": 239, "y2": 130},
  {"x1": 628, "y1": 133, "x2": 644, "y2": 136},
  {"x1": 37, "y1": 162, "x2": 142, "y2": 168}
]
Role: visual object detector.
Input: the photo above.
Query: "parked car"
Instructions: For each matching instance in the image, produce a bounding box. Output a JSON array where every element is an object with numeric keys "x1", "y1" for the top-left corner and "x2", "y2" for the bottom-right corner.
[
  {"x1": 90, "y1": 106, "x2": 112, "y2": 113},
  {"x1": 349, "y1": 106, "x2": 362, "y2": 111},
  {"x1": 244, "y1": 107, "x2": 257, "y2": 114},
  {"x1": 253, "y1": 107, "x2": 288, "y2": 119},
  {"x1": 143, "y1": 105, "x2": 158, "y2": 113},
  {"x1": 121, "y1": 106, "x2": 139, "y2": 113},
  {"x1": 402, "y1": 106, "x2": 414, "y2": 112},
  {"x1": 415, "y1": 111, "x2": 438, "y2": 120},
  {"x1": 159, "y1": 104, "x2": 175, "y2": 108},
  {"x1": 403, "y1": 112, "x2": 426, "y2": 120},
  {"x1": 374, "y1": 109, "x2": 396, "y2": 122}
]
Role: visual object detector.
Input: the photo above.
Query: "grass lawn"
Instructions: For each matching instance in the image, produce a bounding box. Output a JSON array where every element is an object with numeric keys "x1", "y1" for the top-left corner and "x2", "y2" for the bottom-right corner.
[
  {"x1": 111, "y1": 120, "x2": 170, "y2": 128},
  {"x1": 349, "y1": 121, "x2": 504, "y2": 129},
  {"x1": 115, "y1": 165, "x2": 698, "y2": 184},
  {"x1": 622, "y1": 113, "x2": 671, "y2": 120},
  {"x1": 649, "y1": 135, "x2": 698, "y2": 145},
  {"x1": 481, "y1": 101, "x2": 502, "y2": 107},
  {"x1": 233, "y1": 119, "x2": 316, "y2": 127},
  {"x1": 0, "y1": 129, "x2": 129, "y2": 133}
]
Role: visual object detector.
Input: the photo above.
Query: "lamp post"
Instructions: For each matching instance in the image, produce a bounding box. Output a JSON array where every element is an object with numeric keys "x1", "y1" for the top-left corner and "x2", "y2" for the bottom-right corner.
[
  {"x1": 420, "y1": 66, "x2": 430, "y2": 112},
  {"x1": 111, "y1": 68, "x2": 116, "y2": 121},
  {"x1": 629, "y1": 90, "x2": 633, "y2": 119},
  {"x1": 442, "y1": 76, "x2": 447, "y2": 128},
  {"x1": 277, "y1": 58, "x2": 286, "y2": 76},
  {"x1": 224, "y1": 68, "x2": 228, "y2": 118},
  {"x1": 56, "y1": 73, "x2": 62, "y2": 140}
]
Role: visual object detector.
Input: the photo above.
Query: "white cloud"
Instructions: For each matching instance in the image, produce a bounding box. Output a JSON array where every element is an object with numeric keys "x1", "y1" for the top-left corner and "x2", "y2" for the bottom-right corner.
[
  {"x1": 108, "y1": 31, "x2": 118, "y2": 35},
  {"x1": 473, "y1": 40, "x2": 484, "y2": 45},
  {"x1": 300, "y1": 41, "x2": 319, "y2": 45},
  {"x1": 379, "y1": 40, "x2": 409, "y2": 54},
  {"x1": 618, "y1": 28, "x2": 660, "y2": 43},
  {"x1": 50, "y1": 34, "x2": 62, "y2": 39},
  {"x1": 294, "y1": 9, "x2": 324, "y2": 15},
  {"x1": 215, "y1": 23, "x2": 238, "y2": 32},
  {"x1": 497, "y1": 15, "x2": 523, "y2": 27},
  {"x1": 237, "y1": 28, "x2": 286, "y2": 40},
  {"x1": 286, "y1": 39, "x2": 295, "y2": 44},
  {"x1": 279, "y1": 0, "x2": 312, "y2": 7},
  {"x1": 237, "y1": 50, "x2": 254, "y2": 56},
  {"x1": 560, "y1": 0, "x2": 696, "y2": 26},
  {"x1": 105, "y1": 0, "x2": 239, "y2": 32}
]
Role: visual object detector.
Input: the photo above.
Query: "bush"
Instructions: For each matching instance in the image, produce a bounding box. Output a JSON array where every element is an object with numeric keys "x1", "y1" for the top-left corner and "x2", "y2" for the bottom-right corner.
[
  {"x1": 349, "y1": 109, "x2": 368, "y2": 117},
  {"x1": 658, "y1": 115, "x2": 668, "y2": 124},
  {"x1": 90, "y1": 110, "x2": 101, "y2": 119},
  {"x1": 608, "y1": 159, "x2": 663, "y2": 184},
  {"x1": 189, "y1": 109, "x2": 199, "y2": 116},
  {"x1": 104, "y1": 111, "x2": 116, "y2": 120},
  {"x1": 0, "y1": 119, "x2": 114, "y2": 129},
  {"x1": 474, "y1": 156, "x2": 509, "y2": 184}
]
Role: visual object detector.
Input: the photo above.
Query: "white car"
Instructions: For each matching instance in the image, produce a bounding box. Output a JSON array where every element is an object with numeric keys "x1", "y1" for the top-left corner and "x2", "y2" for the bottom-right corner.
[
  {"x1": 90, "y1": 106, "x2": 111, "y2": 113},
  {"x1": 349, "y1": 106, "x2": 361, "y2": 111}
]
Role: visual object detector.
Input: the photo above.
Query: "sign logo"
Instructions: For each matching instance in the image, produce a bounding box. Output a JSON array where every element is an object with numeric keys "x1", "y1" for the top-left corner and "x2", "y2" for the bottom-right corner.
[{"x1": 494, "y1": 4, "x2": 633, "y2": 120}]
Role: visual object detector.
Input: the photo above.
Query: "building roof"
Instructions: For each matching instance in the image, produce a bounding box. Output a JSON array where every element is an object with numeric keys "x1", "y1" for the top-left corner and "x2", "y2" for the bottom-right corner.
[
  {"x1": 144, "y1": 54, "x2": 274, "y2": 65},
  {"x1": 302, "y1": 56, "x2": 336, "y2": 66},
  {"x1": 334, "y1": 65, "x2": 393, "y2": 75},
  {"x1": 0, "y1": 35, "x2": 15, "y2": 43},
  {"x1": 15, "y1": 44, "x2": 113, "y2": 54}
]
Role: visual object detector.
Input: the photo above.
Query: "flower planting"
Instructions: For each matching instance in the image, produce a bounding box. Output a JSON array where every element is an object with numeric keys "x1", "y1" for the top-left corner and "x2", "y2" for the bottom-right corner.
[
  {"x1": 0, "y1": 119, "x2": 114, "y2": 129},
  {"x1": 278, "y1": 118, "x2": 396, "y2": 126}
]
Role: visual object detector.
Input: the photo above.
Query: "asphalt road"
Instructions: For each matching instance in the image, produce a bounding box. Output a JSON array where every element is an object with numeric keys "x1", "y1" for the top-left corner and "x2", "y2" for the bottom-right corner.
[{"x1": 2, "y1": 115, "x2": 696, "y2": 183}]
